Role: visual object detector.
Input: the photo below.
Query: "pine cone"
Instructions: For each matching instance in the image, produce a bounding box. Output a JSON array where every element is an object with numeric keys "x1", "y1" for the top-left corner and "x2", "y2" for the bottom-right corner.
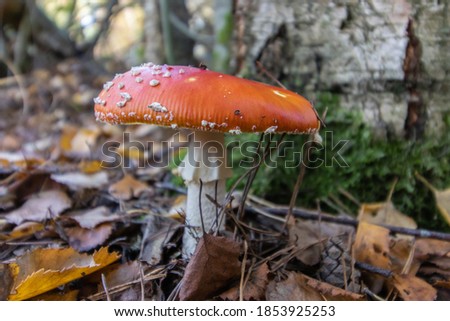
[{"x1": 318, "y1": 235, "x2": 362, "y2": 293}]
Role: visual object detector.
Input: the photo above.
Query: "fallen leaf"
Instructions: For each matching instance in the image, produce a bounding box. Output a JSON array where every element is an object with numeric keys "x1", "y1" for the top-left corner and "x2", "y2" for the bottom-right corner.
[
  {"x1": 51, "y1": 171, "x2": 108, "y2": 190},
  {"x1": 7, "y1": 222, "x2": 45, "y2": 240},
  {"x1": 219, "y1": 263, "x2": 269, "y2": 300},
  {"x1": 389, "y1": 238, "x2": 418, "y2": 275},
  {"x1": 414, "y1": 238, "x2": 450, "y2": 260},
  {"x1": 179, "y1": 234, "x2": 241, "y2": 300},
  {"x1": 5, "y1": 190, "x2": 72, "y2": 225},
  {"x1": 108, "y1": 174, "x2": 151, "y2": 201},
  {"x1": 65, "y1": 223, "x2": 114, "y2": 252},
  {"x1": 0, "y1": 264, "x2": 14, "y2": 300},
  {"x1": 359, "y1": 202, "x2": 417, "y2": 230},
  {"x1": 67, "y1": 206, "x2": 120, "y2": 229},
  {"x1": 79, "y1": 160, "x2": 103, "y2": 174},
  {"x1": 139, "y1": 215, "x2": 181, "y2": 265},
  {"x1": 266, "y1": 272, "x2": 323, "y2": 301},
  {"x1": 300, "y1": 273, "x2": 365, "y2": 300},
  {"x1": 70, "y1": 127, "x2": 101, "y2": 156},
  {"x1": 353, "y1": 221, "x2": 391, "y2": 293},
  {"x1": 59, "y1": 125, "x2": 78, "y2": 153},
  {"x1": 8, "y1": 247, "x2": 120, "y2": 301},
  {"x1": 416, "y1": 173, "x2": 450, "y2": 226},
  {"x1": 288, "y1": 216, "x2": 353, "y2": 266},
  {"x1": 390, "y1": 273, "x2": 437, "y2": 301},
  {"x1": 101, "y1": 261, "x2": 141, "y2": 289},
  {"x1": 101, "y1": 261, "x2": 142, "y2": 301},
  {"x1": 0, "y1": 152, "x2": 44, "y2": 170}
]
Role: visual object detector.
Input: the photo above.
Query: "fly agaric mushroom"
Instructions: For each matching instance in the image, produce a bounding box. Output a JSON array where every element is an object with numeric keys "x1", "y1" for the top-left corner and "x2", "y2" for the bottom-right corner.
[{"x1": 94, "y1": 63, "x2": 320, "y2": 258}]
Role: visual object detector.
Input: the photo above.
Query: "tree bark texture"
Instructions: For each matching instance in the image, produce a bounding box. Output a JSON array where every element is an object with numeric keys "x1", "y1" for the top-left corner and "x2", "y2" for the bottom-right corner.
[{"x1": 237, "y1": 0, "x2": 450, "y2": 139}]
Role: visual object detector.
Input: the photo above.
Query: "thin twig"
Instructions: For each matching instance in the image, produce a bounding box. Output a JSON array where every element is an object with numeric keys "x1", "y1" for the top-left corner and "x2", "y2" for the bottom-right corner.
[
  {"x1": 139, "y1": 262, "x2": 145, "y2": 301},
  {"x1": 239, "y1": 240, "x2": 248, "y2": 301},
  {"x1": 355, "y1": 261, "x2": 392, "y2": 278},
  {"x1": 255, "y1": 61, "x2": 286, "y2": 89},
  {"x1": 284, "y1": 133, "x2": 314, "y2": 230},
  {"x1": 198, "y1": 178, "x2": 205, "y2": 233},
  {"x1": 101, "y1": 273, "x2": 111, "y2": 301},
  {"x1": 247, "y1": 206, "x2": 450, "y2": 241}
]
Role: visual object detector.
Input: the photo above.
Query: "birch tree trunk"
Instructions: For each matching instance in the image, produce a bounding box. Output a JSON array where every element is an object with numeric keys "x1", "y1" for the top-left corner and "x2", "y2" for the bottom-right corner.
[{"x1": 237, "y1": 0, "x2": 450, "y2": 139}]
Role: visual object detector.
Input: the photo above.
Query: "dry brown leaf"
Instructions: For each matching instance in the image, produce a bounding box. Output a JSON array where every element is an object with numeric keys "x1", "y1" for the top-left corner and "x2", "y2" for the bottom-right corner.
[
  {"x1": 51, "y1": 171, "x2": 108, "y2": 190},
  {"x1": 434, "y1": 280, "x2": 450, "y2": 289},
  {"x1": 288, "y1": 216, "x2": 353, "y2": 266},
  {"x1": 67, "y1": 206, "x2": 120, "y2": 229},
  {"x1": 108, "y1": 174, "x2": 150, "y2": 201},
  {"x1": 414, "y1": 238, "x2": 450, "y2": 260},
  {"x1": 8, "y1": 247, "x2": 120, "y2": 301},
  {"x1": 139, "y1": 216, "x2": 181, "y2": 265},
  {"x1": 389, "y1": 239, "x2": 419, "y2": 275},
  {"x1": 65, "y1": 223, "x2": 114, "y2": 252},
  {"x1": 101, "y1": 261, "x2": 141, "y2": 289},
  {"x1": 0, "y1": 264, "x2": 14, "y2": 300},
  {"x1": 416, "y1": 173, "x2": 450, "y2": 226},
  {"x1": 390, "y1": 273, "x2": 437, "y2": 301},
  {"x1": 5, "y1": 190, "x2": 72, "y2": 225},
  {"x1": 359, "y1": 202, "x2": 417, "y2": 230},
  {"x1": 354, "y1": 221, "x2": 391, "y2": 293},
  {"x1": 300, "y1": 273, "x2": 365, "y2": 300},
  {"x1": 219, "y1": 263, "x2": 269, "y2": 300},
  {"x1": 266, "y1": 272, "x2": 323, "y2": 301},
  {"x1": 179, "y1": 234, "x2": 241, "y2": 300}
]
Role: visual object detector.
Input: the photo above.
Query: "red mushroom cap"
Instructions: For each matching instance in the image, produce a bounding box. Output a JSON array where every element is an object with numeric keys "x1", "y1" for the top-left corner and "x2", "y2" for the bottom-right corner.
[{"x1": 94, "y1": 64, "x2": 319, "y2": 134}]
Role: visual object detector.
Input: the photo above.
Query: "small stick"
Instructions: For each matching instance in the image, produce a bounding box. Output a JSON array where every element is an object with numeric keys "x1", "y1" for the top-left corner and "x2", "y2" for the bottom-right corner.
[
  {"x1": 246, "y1": 205, "x2": 450, "y2": 241},
  {"x1": 101, "y1": 273, "x2": 111, "y2": 301},
  {"x1": 239, "y1": 240, "x2": 248, "y2": 301}
]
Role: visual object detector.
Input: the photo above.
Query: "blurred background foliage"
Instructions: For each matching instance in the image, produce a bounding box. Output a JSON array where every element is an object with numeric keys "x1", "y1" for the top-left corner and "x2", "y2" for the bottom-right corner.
[{"x1": 1, "y1": 0, "x2": 449, "y2": 230}]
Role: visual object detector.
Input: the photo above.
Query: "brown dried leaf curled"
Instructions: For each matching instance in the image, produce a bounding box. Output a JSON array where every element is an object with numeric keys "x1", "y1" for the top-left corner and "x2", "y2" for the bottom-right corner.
[{"x1": 179, "y1": 234, "x2": 241, "y2": 300}]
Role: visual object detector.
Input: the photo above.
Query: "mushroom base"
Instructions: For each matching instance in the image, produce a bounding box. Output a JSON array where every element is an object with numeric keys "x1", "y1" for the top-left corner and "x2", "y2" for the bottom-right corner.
[
  {"x1": 179, "y1": 130, "x2": 232, "y2": 258},
  {"x1": 182, "y1": 179, "x2": 227, "y2": 257}
]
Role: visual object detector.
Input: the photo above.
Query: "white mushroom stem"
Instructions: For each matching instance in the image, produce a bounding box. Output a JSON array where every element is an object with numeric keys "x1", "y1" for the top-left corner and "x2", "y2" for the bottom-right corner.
[{"x1": 179, "y1": 130, "x2": 232, "y2": 258}]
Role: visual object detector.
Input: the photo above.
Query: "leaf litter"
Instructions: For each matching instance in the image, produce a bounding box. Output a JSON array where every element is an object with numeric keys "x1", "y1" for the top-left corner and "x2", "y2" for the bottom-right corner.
[{"x1": 1, "y1": 70, "x2": 450, "y2": 301}]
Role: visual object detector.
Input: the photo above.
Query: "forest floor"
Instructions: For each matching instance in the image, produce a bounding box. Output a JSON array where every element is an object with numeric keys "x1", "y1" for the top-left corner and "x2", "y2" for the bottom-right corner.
[{"x1": 0, "y1": 60, "x2": 449, "y2": 301}]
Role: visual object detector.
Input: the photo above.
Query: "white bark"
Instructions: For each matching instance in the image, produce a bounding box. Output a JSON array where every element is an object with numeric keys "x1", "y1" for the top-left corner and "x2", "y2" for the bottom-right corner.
[{"x1": 238, "y1": 0, "x2": 450, "y2": 138}]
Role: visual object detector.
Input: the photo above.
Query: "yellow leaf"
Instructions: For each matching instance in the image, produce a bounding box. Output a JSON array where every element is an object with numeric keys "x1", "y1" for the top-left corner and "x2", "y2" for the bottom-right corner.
[
  {"x1": 358, "y1": 202, "x2": 417, "y2": 229},
  {"x1": 390, "y1": 273, "x2": 437, "y2": 301},
  {"x1": 415, "y1": 173, "x2": 450, "y2": 226},
  {"x1": 353, "y1": 221, "x2": 391, "y2": 293},
  {"x1": 79, "y1": 160, "x2": 103, "y2": 174},
  {"x1": 108, "y1": 174, "x2": 150, "y2": 201},
  {"x1": 8, "y1": 247, "x2": 120, "y2": 301}
]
